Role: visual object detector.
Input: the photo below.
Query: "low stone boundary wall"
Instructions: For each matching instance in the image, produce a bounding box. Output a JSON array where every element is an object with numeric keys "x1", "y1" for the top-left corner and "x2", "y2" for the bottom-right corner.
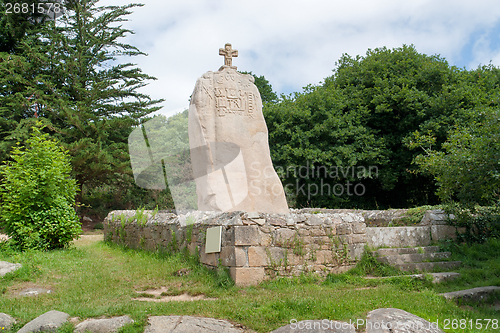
[{"x1": 103, "y1": 210, "x2": 367, "y2": 286}]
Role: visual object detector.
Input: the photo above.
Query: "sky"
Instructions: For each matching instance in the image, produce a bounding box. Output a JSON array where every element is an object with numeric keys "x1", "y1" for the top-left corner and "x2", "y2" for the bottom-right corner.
[{"x1": 96, "y1": 0, "x2": 500, "y2": 117}]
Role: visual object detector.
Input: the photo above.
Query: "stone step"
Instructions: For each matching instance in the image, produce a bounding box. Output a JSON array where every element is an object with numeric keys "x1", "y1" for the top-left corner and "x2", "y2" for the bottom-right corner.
[
  {"x1": 440, "y1": 286, "x2": 500, "y2": 302},
  {"x1": 375, "y1": 252, "x2": 452, "y2": 265},
  {"x1": 395, "y1": 261, "x2": 461, "y2": 272},
  {"x1": 372, "y1": 246, "x2": 440, "y2": 257},
  {"x1": 365, "y1": 272, "x2": 460, "y2": 283}
]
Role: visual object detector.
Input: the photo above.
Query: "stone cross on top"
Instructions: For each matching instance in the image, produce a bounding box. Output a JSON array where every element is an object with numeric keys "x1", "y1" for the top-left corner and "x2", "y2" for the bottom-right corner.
[{"x1": 219, "y1": 43, "x2": 238, "y2": 69}]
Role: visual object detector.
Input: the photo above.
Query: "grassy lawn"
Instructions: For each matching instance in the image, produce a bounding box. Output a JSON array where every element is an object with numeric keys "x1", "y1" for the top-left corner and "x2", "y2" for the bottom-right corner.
[{"x1": 1, "y1": 235, "x2": 499, "y2": 333}]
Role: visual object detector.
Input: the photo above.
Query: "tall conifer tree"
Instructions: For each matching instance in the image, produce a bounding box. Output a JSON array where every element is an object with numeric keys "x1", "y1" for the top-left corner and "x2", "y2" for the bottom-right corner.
[{"x1": 0, "y1": 0, "x2": 163, "y2": 192}]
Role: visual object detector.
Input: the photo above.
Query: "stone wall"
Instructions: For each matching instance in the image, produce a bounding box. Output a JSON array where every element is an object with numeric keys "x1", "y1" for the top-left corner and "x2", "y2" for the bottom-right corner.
[
  {"x1": 365, "y1": 225, "x2": 456, "y2": 248},
  {"x1": 103, "y1": 210, "x2": 367, "y2": 286}
]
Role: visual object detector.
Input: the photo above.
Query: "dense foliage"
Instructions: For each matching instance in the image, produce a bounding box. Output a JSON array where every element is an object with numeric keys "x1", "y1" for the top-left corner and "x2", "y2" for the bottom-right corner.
[
  {"x1": 1, "y1": 0, "x2": 500, "y2": 225},
  {"x1": 264, "y1": 45, "x2": 500, "y2": 209},
  {"x1": 0, "y1": 125, "x2": 81, "y2": 250},
  {"x1": 0, "y1": 0, "x2": 165, "y2": 217}
]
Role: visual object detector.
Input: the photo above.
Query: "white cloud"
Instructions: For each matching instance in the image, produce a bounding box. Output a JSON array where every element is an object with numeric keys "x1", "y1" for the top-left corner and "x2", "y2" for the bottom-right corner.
[{"x1": 96, "y1": 0, "x2": 500, "y2": 112}]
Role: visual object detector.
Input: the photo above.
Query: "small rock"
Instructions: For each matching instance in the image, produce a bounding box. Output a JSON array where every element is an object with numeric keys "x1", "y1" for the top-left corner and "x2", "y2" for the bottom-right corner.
[
  {"x1": 18, "y1": 310, "x2": 69, "y2": 333},
  {"x1": 246, "y1": 212, "x2": 260, "y2": 219},
  {"x1": 305, "y1": 216, "x2": 323, "y2": 226},
  {"x1": 0, "y1": 261, "x2": 22, "y2": 277},
  {"x1": 144, "y1": 316, "x2": 243, "y2": 333},
  {"x1": 74, "y1": 315, "x2": 134, "y2": 333},
  {"x1": 0, "y1": 313, "x2": 16, "y2": 330},
  {"x1": 366, "y1": 308, "x2": 443, "y2": 333},
  {"x1": 270, "y1": 320, "x2": 355, "y2": 332},
  {"x1": 19, "y1": 288, "x2": 52, "y2": 297},
  {"x1": 268, "y1": 218, "x2": 285, "y2": 226},
  {"x1": 251, "y1": 218, "x2": 266, "y2": 226},
  {"x1": 174, "y1": 268, "x2": 191, "y2": 276},
  {"x1": 83, "y1": 216, "x2": 93, "y2": 223}
]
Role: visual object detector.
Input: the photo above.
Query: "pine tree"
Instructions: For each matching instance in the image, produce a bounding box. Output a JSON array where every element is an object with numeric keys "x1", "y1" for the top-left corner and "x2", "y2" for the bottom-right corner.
[{"x1": 0, "y1": 0, "x2": 163, "y2": 193}]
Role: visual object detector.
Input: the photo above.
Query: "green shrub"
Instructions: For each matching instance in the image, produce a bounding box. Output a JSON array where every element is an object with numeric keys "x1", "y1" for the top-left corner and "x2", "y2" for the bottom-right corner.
[
  {"x1": 446, "y1": 203, "x2": 500, "y2": 244},
  {"x1": 93, "y1": 222, "x2": 104, "y2": 230},
  {"x1": 0, "y1": 125, "x2": 81, "y2": 250}
]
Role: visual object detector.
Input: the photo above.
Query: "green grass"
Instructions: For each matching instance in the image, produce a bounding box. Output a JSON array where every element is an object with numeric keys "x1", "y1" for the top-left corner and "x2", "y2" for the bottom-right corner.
[
  {"x1": 0, "y1": 236, "x2": 499, "y2": 333},
  {"x1": 432, "y1": 238, "x2": 500, "y2": 294}
]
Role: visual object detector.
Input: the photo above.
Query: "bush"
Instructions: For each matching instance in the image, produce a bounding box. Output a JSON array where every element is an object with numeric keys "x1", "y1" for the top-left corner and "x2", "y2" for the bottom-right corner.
[
  {"x1": 446, "y1": 203, "x2": 500, "y2": 244},
  {"x1": 0, "y1": 125, "x2": 81, "y2": 250}
]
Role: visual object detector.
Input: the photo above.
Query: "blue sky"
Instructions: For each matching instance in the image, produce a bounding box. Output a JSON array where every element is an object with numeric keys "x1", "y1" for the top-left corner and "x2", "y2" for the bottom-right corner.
[{"x1": 98, "y1": 0, "x2": 500, "y2": 117}]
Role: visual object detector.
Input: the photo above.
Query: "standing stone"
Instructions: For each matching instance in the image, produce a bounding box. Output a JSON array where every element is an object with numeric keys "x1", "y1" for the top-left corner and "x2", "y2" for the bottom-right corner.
[{"x1": 188, "y1": 43, "x2": 288, "y2": 214}]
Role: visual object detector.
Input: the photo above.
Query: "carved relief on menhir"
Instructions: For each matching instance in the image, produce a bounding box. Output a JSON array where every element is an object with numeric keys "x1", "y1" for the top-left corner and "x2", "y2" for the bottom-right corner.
[
  {"x1": 213, "y1": 74, "x2": 256, "y2": 118},
  {"x1": 192, "y1": 43, "x2": 255, "y2": 118}
]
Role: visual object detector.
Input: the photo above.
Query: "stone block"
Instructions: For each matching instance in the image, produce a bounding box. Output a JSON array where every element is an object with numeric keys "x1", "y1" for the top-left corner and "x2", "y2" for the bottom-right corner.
[
  {"x1": 274, "y1": 228, "x2": 295, "y2": 245},
  {"x1": 200, "y1": 249, "x2": 217, "y2": 266},
  {"x1": 301, "y1": 236, "x2": 313, "y2": 244},
  {"x1": 310, "y1": 228, "x2": 326, "y2": 237},
  {"x1": 229, "y1": 267, "x2": 266, "y2": 286},
  {"x1": 348, "y1": 243, "x2": 365, "y2": 260},
  {"x1": 431, "y1": 225, "x2": 457, "y2": 241},
  {"x1": 219, "y1": 246, "x2": 235, "y2": 266},
  {"x1": 252, "y1": 218, "x2": 266, "y2": 226},
  {"x1": 260, "y1": 225, "x2": 273, "y2": 233},
  {"x1": 260, "y1": 233, "x2": 272, "y2": 246},
  {"x1": 316, "y1": 250, "x2": 333, "y2": 264},
  {"x1": 338, "y1": 235, "x2": 351, "y2": 244},
  {"x1": 325, "y1": 226, "x2": 336, "y2": 236},
  {"x1": 366, "y1": 227, "x2": 431, "y2": 248},
  {"x1": 342, "y1": 214, "x2": 354, "y2": 223},
  {"x1": 293, "y1": 214, "x2": 307, "y2": 223},
  {"x1": 246, "y1": 212, "x2": 260, "y2": 219},
  {"x1": 305, "y1": 215, "x2": 323, "y2": 226},
  {"x1": 298, "y1": 229, "x2": 310, "y2": 237},
  {"x1": 268, "y1": 217, "x2": 286, "y2": 226},
  {"x1": 234, "y1": 226, "x2": 260, "y2": 246},
  {"x1": 329, "y1": 265, "x2": 356, "y2": 274},
  {"x1": 352, "y1": 222, "x2": 366, "y2": 234},
  {"x1": 248, "y1": 246, "x2": 268, "y2": 267},
  {"x1": 287, "y1": 253, "x2": 305, "y2": 265},
  {"x1": 351, "y1": 233, "x2": 367, "y2": 244},
  {"x1": 420, "y1": 209, "x2": 450, "y2": 225},
  {"x1": 223, "y1": 226, "x2": 235, "y2": 245},
  {"x1": 336, "y1": 223, "x2": 352, "y2": 235},
  {"x1": 267, "y1": 247, "x2": 286, "y2": 265}
]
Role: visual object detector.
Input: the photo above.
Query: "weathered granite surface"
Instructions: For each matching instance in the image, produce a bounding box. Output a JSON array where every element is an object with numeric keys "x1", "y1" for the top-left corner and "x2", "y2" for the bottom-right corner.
[
  {"x1": 366, "y1": 308, "x2": 443, "y2": 333},
  {"x1": 144, "y1": 315, "x2": 245, "y2": 333},
  {"x1": 74, "y1": 315, "x2": 134, "y2": 333},
  {"x1": 0, "y1": 313, "x2": 16, "y2": 330},
  {"x1": 0, "y1": 261, "x2": 21, "y2": 277},
  {"x1": 440, "y1": 286, "x2": 500, "y2": 302},
  {"x1": 188, "y1": 44, "x2": 288, "y2": 214},
  {"x1": 17, "y1": 310, "x2": 69, "y2": 333}
]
